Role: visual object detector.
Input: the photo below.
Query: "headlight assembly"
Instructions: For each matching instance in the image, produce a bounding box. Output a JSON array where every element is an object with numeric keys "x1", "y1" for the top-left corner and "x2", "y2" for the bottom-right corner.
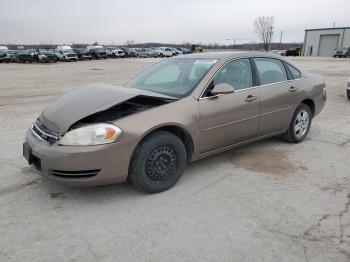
[{"x1": 60, "y1": 123, "x2": 122, "y2": 146}]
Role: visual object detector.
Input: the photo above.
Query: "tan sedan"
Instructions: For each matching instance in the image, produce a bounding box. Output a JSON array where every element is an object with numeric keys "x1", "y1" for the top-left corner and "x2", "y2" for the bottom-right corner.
[{"x1": 23, "y1": 52, "x2": 326, "y2": 193}]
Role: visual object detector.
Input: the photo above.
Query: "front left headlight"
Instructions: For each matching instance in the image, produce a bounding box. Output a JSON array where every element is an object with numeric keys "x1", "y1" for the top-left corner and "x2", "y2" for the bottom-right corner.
[{"x1": 60, "y1": 123, "x2": 122, "y2": 146}]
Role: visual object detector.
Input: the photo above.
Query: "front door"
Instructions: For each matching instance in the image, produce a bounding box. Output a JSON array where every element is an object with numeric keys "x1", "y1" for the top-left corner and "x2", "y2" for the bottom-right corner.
[{"x1": 198, "y1": 58, "x2": 260, "y2": 153}]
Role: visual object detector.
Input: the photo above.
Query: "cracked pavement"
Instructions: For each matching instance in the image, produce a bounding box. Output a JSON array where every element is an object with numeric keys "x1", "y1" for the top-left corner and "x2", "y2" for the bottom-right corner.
[{"x1": 0, "y1": 57, "x2": 350, "y2": 262}]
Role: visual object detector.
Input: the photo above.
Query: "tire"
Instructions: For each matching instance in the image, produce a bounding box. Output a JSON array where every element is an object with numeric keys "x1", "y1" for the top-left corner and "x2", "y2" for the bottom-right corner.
[
  {"x1": 283, "y1": 103, "x2": 312, "y2": 143},
  {"x1": 129, "y1": 131, "x2": 187, "y2": 193},
  {"x1": 160, "y1": 53, "x2": 164, "y2": 58}
]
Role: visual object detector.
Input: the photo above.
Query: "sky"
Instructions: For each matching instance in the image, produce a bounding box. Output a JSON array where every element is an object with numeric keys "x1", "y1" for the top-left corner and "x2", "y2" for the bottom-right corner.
[{"x1": 1, "y1": 0, "x2": 349, "y2": 45}]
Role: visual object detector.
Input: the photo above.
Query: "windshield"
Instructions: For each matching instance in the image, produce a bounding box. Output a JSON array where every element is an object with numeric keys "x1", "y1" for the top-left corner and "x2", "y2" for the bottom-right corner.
[{"x1": 126, "y1": 58, "x2": 217, "y2": 98}]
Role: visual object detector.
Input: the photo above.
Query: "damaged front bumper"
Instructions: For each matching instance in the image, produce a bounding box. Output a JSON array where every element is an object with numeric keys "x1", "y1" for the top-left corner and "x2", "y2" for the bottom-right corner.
[{"x1": 23, "y1": 129, "x2": 137, "y2": 186}]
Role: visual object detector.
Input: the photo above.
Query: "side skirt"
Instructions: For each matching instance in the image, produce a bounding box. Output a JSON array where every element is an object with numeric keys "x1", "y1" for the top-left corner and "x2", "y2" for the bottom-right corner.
[{"x1": 193, "y1": 131, "x2": 284, "y2": 161}]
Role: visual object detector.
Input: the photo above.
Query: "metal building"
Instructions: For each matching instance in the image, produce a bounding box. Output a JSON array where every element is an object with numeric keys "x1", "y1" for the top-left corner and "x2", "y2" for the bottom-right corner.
[{"x1": 303, "y1": 27, "x2": 350, "y2": 57}]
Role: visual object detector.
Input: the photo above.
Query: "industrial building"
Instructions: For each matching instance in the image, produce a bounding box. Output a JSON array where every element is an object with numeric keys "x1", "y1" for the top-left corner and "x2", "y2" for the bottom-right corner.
[{"x1": 303, "y1": 27, "x2": 350, "y2": 57}]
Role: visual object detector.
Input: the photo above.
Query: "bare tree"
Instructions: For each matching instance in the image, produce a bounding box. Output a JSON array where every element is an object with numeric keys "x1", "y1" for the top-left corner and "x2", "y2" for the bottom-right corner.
[
  {"x1": 254, "y1": 16, "x2": 274, "y2": 51},
  {"x1": 125, "y1": 39, "x2": 135, "y2": 47}
]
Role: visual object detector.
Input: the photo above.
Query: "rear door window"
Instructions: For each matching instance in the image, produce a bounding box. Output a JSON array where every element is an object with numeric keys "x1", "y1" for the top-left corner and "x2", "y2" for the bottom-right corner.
[{"x1": 254, "y1": 58, "x2": 288, "y2": 85}]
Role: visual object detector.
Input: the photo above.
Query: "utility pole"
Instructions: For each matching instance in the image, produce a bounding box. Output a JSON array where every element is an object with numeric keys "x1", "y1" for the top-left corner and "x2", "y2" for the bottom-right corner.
[
  {"x1": 268, "y1": 26, "x2": 273, "y2": 51},
  {"x1": 279, "y1": 30, "x2": 283, "y2": 49}
]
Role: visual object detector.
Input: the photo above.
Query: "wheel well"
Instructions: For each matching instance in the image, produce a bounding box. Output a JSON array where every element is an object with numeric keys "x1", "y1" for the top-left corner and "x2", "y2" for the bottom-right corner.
[
  {"x1": 144, "y1": 126, "x2": 194, "y2": 161},
  {"x1": 301, "y1": 99, "x2": 315, "y2": 116}
]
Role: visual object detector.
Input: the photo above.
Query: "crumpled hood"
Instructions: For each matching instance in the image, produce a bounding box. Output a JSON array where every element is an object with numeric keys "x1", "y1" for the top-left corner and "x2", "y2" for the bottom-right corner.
[{"x1": 39, "y1": 83, "x2": 174, "y2": 134}]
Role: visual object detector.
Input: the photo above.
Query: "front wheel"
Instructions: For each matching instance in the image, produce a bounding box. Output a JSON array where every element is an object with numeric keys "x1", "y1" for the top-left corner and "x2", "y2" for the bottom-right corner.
[
  {"x1": 283, "y1": 104, "x2": 312, "y2": 143},
  {"x1": 129, "y1": 131, "x2": 187, "y2": 193}
]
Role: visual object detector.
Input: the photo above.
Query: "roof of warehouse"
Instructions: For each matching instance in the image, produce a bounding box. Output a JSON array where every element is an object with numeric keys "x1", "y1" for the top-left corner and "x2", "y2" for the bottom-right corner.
[{"x1": 305, "y1": 27, "x2": 350, "y2": 31}]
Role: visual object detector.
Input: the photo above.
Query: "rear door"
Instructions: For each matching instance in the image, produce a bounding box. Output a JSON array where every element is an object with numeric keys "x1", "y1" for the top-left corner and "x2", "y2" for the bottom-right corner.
[
  {"x1": 198, "y1": 58, "x2": 260, "y2": 153},
  {"x1": 253, "y1": 57, "x2": 298, "y2": 135}
]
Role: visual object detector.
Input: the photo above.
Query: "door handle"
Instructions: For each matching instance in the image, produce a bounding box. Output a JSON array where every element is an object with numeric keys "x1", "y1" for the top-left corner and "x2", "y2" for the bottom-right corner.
[
  {"x1": 289, "y1": 86, "x2": 298, "y2": 92},
  {"x1": 245, "y1": 95, "x2": 257, "y2": 102}
]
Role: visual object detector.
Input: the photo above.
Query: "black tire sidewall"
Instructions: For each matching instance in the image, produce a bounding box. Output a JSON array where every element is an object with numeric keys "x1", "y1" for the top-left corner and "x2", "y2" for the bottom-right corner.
[
  {"x1": 129, "y1": 131, "x2": 187, "y2": 193},
  {"x1": 288, "y1": 104, "x2": 312, "y2": 143}
]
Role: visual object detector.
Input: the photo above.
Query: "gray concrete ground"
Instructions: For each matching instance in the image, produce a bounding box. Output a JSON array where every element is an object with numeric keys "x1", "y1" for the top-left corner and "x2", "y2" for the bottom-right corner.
[{"x1": 0, "y1": 57, "x2": 350, "y2": 262}]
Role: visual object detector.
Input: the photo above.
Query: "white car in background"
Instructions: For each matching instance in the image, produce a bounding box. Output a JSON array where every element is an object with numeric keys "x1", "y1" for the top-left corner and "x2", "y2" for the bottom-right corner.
[
  {"x1": 169, "y1": 48, "x2": 179, "y2": 56},
  {"x1": 55, "y1": 46, "x2": 78, "y2": 61},
  {"x1": 154, "y1": 47, "x2": 173, "y2": 57},
  {"x1": 105, "y1": 47, "x2": 125, "y2": 58}
]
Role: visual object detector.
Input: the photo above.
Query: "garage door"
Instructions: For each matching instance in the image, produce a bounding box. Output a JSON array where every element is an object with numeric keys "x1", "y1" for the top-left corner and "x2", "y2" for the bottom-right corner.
[{"x1": 318, "y1": 34, "x2": 340, "y2": 57}]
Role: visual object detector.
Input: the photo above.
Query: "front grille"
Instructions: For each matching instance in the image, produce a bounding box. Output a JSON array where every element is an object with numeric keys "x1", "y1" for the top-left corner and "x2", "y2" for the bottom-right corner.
[
  {"x1": 31, "y1": 121, "x2": 59, "y2": 144},
  {"x1": 51, "y1": 169, "x2": 100, "y2": 179}
]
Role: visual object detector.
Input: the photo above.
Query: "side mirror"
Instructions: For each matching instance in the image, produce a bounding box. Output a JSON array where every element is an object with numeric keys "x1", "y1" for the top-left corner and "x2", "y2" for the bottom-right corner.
[{"x1": 211, "y1": 83, "x2": 235, "y2": 96}]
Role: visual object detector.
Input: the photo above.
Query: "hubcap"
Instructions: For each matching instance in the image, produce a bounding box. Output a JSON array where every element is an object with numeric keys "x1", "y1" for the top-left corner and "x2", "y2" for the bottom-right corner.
[
  {"x1": 294, "y1": 110, "x2": 309, "y2": 138},
  {"x1": 146, "y1": 146, "x2": 176, "y2": 181}
]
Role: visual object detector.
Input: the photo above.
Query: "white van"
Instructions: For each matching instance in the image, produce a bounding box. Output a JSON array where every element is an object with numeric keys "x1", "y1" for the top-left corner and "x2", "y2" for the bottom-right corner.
[{"x1": 56, "y1": 46, "x2": 78, "y2": 61}]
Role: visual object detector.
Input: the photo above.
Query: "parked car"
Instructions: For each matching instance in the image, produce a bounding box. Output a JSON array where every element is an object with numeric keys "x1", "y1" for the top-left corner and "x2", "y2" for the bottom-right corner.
[
  {"x1": 177, "y1": 47, "x2": 191, "y2": 55},
  {"x1": 55, "y1": 48, "x2": 78, "y2": 61},
  {"x1": 16, "y1": 51, "x2": 35, "y2": 63},
  {"x1": 136, "y1": 48, "x2": 152, "y2": 58},
  {"x1": 270, "y1": 50, "x2": 287, "y2": 56},
  {"x1": 175, "y1": 48, "x2": 184, "y2": 55},
  {"x1": 120, "y1": 47, "x2": 137, "y2": 57},
  {"x1": 7, "y1": 50, "x2": 18, "y2": 62},
  {"x1": 154, "y1": 47, "x2": 173, "y2": 57},
  {"x1": 286, "y1": 47, "x2": 301, "y2": 56},
  {"x1": 35, "y1": 49, "x2": 57, "y2": 63},
  {"x1": 105, "y1": 47, "x2": 125, "y2": 58},
  {"x1": 148, "y1": 48, "x2": 160, "y2": 57},
  {"x1": 0, "y1": 49, "x2": 11, "y2": 63},
  {"x1": 333, "y1": 47, "x2": 350, "y2": 58},
  {"x1": 347, "y1": 78, "x2": 350, "y2": 100},
  {"x1": 23, "y1": 52, "x2": 326, "y2": 193},
  {"x1": 89, "y1": 48, "x2": 108, "y2": 59},
  {"x1": 73, "y1": 48, "x2": 92, "y2": 60},
  {"x1": 169, "y1": 48, "x2": 179, "y2": 56}
]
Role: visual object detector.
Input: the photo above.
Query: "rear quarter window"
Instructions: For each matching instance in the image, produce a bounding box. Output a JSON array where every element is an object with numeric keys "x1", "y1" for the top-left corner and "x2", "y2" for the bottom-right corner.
[{"x1": 286, "y1": 63, "x2": 302, "y2": 79}]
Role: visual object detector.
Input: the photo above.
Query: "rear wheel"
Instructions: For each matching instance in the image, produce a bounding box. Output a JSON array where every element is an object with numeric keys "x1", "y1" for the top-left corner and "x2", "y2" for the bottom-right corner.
[
  {"x1": 129, "y1": 131, "x2": 187, "y2": 193},
  {"x1": 283, "y1": 103, "x2": 312, "y2": 143}
]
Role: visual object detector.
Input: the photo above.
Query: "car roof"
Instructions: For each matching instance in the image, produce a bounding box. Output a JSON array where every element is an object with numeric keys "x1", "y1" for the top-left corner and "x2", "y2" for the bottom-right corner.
[{"x1": 176, "y1": 51, "x2": 284, "y2": 60}]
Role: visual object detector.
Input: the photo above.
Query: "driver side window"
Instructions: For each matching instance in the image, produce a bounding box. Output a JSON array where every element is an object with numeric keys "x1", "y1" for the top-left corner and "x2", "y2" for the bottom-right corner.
[{"x1": 213, "y1": 59, "x2": 253, "y2": 91}]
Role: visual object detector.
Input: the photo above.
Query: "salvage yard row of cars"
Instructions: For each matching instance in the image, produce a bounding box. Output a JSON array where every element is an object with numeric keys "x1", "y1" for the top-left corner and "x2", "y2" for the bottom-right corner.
[{"x1": 0, "y1": 45, "x2": 191, "y2": 63}]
